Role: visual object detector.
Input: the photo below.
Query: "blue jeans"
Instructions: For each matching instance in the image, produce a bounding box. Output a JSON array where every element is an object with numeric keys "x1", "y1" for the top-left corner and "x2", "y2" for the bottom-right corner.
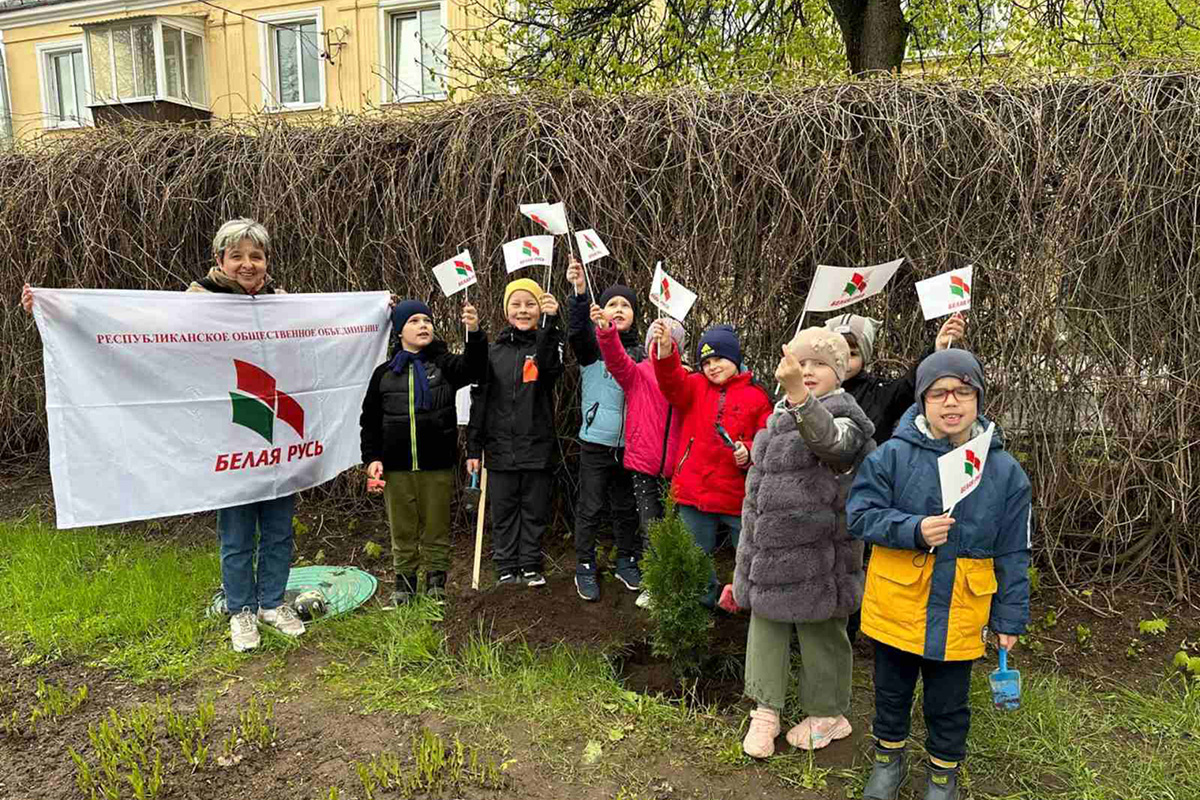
[
  {"x1": 217, "y1": 494, "x2": 296, "y2": 614},
  {"x1": 677, "y1": 504, "x2": 742, "y2": 608}
]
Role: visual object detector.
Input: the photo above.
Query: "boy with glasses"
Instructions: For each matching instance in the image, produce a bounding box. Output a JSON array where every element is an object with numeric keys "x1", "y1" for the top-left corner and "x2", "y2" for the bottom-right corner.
[{"x1": 846, "y1": 350, "x2": 1033, "y2": 800}]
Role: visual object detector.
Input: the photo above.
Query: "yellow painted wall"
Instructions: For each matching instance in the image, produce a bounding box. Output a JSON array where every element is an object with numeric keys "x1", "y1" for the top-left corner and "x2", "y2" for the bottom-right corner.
[{"x1": 0, "y1": 0, "x2": 467, "y2": 142}]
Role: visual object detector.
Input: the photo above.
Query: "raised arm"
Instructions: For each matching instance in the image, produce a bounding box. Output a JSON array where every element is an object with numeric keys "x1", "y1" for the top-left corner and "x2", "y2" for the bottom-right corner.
[
  {"x1": 784, "y1": 393, "x2": 874, "y2": 471},
  {"x1": 594, "y1": 313, "x2": 640, "y2": 392}
]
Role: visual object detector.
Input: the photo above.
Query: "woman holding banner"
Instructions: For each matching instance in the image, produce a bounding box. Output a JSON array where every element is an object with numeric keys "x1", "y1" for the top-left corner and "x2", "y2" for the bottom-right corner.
[{"x1": 21, "y1": 218, "x2": 305, "y2": 654}]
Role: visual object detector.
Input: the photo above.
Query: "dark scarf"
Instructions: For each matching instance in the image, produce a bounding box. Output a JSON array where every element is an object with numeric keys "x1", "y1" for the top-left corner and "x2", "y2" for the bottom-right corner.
[{"x1": 387, "y1": 349, "x2": 430, "y2": 411}]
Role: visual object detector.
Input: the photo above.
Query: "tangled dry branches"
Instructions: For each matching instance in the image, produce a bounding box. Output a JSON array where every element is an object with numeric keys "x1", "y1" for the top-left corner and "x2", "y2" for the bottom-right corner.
[{"x1": 0, "y1": 75, "x2": 1196, "y2": 596}]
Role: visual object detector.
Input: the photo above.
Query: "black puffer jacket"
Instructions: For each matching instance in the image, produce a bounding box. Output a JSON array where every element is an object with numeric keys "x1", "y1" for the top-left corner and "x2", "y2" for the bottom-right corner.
[
  {"x1": 359, "y1": 333, "x2": 488, "y2": 472},
  {"x1": 843, "y1": 347, "x2": 932, "y2": 445},
  {"x1": 465, "y1": 316, "x2": 565, "y2": 471}
]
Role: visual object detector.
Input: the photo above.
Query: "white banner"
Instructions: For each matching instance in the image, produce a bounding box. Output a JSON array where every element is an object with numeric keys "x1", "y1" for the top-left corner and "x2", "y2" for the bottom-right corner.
[
  {"x1": 519, "y1": 201, "x2": 570, "y2": 235},
  {"x1": 33, "y1": 289, "x2": 390, "y2": 528},
  {"x1": 574, "y1": 229, "x2": 610, "y2": 265},
  {"x1": 916, "y1": 266, "x2": 973, "y2": 320},
  {"x1": 805, "y1": 258, "x2": 904, "y2": 312},
  {"x1": 938, "y1": 423, "x2": 995, "y2": 512},
  {"x1": 648, "y1": 261, "x2": 698, "y2": 321},
  {"x1": 501, "y1": 236, "x2": 554, "y2": 274},
  {"x1": 432, "y1": 250, "x2": 477, "y2": 297}
]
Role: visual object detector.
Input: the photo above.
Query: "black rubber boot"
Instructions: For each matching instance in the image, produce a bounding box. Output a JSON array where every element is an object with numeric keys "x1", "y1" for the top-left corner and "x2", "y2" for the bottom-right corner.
[
  {"x1": 862, "y1": 744, "x2": 907, "y2": 800},
  {"x1": 922, "y1": 761, "x2": 960, "y2": 800},
  {"x1": 391, "y1": 573, "x2": 419, "y2": 606},
  {"x1": 426, "y1": 571, "x2": 447, "y2": 601}
]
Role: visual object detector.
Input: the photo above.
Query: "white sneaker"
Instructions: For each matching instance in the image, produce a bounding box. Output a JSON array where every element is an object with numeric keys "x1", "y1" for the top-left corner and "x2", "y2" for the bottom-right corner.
[
  {"x1": 635, "y1": 590, "x2": 652, "y2": 609},
  {"x1": 230, "y1": 607, "x2": 260, "y2": 652},
  {"x1": 258, "y1": 605, "x2": 306, "y2": 637}
]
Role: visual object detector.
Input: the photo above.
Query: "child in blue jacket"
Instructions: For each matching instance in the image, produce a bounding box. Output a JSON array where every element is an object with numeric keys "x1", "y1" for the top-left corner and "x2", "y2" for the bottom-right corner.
[{"x1": 847, "y1": 350, "x2": 1032, "y2": 800}]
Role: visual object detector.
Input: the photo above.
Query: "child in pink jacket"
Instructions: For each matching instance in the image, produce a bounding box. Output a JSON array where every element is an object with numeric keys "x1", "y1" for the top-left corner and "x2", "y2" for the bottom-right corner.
[{"x1": 592, "y1": 304, "x2": 687, "y2": 606}]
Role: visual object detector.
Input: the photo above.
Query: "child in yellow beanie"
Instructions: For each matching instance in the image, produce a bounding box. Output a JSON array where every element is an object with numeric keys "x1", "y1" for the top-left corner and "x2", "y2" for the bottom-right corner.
[{"x1": 465, "y1": 278, "x2": 563, "y2": 587}]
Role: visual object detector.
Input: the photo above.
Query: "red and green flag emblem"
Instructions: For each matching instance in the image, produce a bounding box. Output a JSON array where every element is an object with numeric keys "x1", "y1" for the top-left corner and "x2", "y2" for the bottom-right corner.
[
  {"x1": 964, "y1": 449, "x2": 982, "y2": 477},
  {"x1": 583, "y1": 234, "x2": 597, "y2": 250},
  {"x1": 843, "y1": 272, "x2": 868, "y2": 297},
  {"x1": 950, "y1": 275, "x2": 970, "y2": 298},
  {"x1": 521, "y1": 240, "x2": 539, "y2": 257},
  {"x1": 530, "y1": 213, "x2": 548, "y2": 230},
  {"x1": 230, "y1": 359, "x2": 305, "y2": 444},
  {"x1": 660, "y1": 278, "x2": 671, "y2": 300},
  {"x1": 454, "y1": 260, "x2": 473, "y2": 278}
]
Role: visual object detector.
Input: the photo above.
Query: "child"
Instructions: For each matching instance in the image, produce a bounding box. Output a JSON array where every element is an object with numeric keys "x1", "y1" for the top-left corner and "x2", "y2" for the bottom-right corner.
[
  {"x1": 465, "y1": 278, "x2": 563, "y2": 587},
  {"x1": 824, "y1": 313, "x2": 965, "y2": 445},
  {"x1": 651, "y1": 320, "x2": 772, "y2": 607},
  {"x1": 566, "y1": 257, "x2": 644, "y2": 601},
  {"x1": 359, "y1": 299, "x2": 487, "y2": 605},
  {"x1": 847, "y1": 350, "x2": 1032, "y2": 800},
  {"x1": 591, "y1": 306, "x2": 688, "y2": 608},
  {"x1": 733, "y1": 328, "x2": 876, "y2": 759}
]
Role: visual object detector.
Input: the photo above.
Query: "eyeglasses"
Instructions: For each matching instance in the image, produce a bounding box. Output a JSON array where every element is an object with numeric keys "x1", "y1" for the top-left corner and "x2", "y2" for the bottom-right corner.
[{"x1": 924, "y1": 387, "x2": 978, "y2": 403}]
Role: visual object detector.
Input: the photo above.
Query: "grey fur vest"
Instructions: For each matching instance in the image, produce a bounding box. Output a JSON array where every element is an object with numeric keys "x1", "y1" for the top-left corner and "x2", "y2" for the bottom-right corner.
[{"x1": 732, "y1": 391, "x2": 876, "y2": 623}]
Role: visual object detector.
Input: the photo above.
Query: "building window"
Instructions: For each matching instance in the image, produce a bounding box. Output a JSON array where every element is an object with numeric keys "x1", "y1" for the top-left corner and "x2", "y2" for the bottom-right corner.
[
  {"x1": 382, "y1": 3, "x2": 446, "y2": 102},
  {"x1": 259, "y1": 10, "x2": 325, "y2": 110},
  {"x1": 82, "y1": 17, "x2": 208, "y2": 108},
  {"x1": 38, "y1": 42, "x2": 90, "y2": 129}
]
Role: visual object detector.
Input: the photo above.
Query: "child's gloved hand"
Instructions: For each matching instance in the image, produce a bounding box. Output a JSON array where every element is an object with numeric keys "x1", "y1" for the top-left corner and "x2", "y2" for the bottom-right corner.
[
  {"x1": 590, "y1": 303, "x2": 610, "y2": 329},
  {"x1": 718, "y1": 584, "x2": 742, "y2": 614},
  {"x1": 733, "y1": 442, "x2": 750, "y2": 467}
]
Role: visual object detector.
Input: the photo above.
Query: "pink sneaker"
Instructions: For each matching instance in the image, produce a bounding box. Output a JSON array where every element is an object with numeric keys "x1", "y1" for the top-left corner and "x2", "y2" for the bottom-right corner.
[
  {"x1": 786, "y1": 715, "x2": 852, "y2": 750},
  {"x1": 742, "y1": 707, "x2": 781, "y2": 759}
]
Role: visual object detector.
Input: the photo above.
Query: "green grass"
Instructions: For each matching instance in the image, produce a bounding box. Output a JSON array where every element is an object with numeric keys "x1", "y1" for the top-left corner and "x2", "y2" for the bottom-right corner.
[{"x1": 0, "y1": 516, "x2": 227, "y2": 682}]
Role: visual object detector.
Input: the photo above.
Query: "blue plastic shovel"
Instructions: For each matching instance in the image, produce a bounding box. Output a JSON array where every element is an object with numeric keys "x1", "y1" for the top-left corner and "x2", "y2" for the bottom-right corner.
[{"x1": 989, "y1": 648, "x2": 1021, "y2": 711}]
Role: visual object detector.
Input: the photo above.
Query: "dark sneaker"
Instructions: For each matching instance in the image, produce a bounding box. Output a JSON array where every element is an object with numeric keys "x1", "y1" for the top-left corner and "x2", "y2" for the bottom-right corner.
[
  {"x1": 863, "y1": 744, "x2": 907, "y2": 800},
  {"x1": 521, "y1": 569, "x2": 546, "y2": 588},
  {"x1": 922, "y1": 761, "x2": 960, "y2": 800},
  {"x1": 497, "y1": 571, "x2": 519, "y2": 587},
  {"x1": 614, "y1": 557, "x2": 641, "y2": 591},
  {"x1": 390, "y1": 573, "x2": 419, "y2": 607},
  {"x1": 575, "y1": 562, "x2": 600, "y2": 601},
  {"x1": 426, "y1": 571, "x2": 447, "y2": 601}
]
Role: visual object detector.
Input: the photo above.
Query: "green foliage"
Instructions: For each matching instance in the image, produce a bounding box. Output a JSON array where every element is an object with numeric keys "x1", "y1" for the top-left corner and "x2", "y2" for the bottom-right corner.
[
  {"x1": 1075, "y1": 624, "x2": 1093, "y2": 647},
  {"x1": 639, "y1": 499, "x2": 714, "y2": 677},
  {"x1": 1138, "y1": 618, "x2": 1169, "y2": 636},
  {"x1": 364, "y1": 540, "x2": 384, "y2": 560},
  {"x1": 352, "y1": 729, "x2": 507, "y2": 798}
]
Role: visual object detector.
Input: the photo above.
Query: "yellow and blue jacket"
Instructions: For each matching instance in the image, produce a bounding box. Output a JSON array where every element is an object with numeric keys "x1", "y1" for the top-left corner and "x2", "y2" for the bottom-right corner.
[{"x1": 847, "y1": 406, "x2": 1033, "y2": 661}]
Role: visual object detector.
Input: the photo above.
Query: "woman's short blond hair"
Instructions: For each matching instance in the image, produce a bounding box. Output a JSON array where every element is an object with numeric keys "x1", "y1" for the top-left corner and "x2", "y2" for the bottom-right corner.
[{"x1": 212, "y1": 218, "x2": 270, "y2": 260}]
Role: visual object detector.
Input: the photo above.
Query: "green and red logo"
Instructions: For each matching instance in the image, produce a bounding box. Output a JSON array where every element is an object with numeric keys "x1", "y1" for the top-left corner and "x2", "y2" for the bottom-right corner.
[
  {"x1": 660, "y1": 277, "x2": 671, "y2": 301},
  {"x1": 950, "y1": 275, "x2": 970, "y2": 299},
  {"x1": 530, "y1": 213, "x2": 548, "y2": 229},
  {"x1": 521, "y1": 240, "x2": 540, "y2": 257},
  {"x1": 843, "y1": 272, "x2": 868, "y2": 297},
  {"x1": 454, "y1": 260, "x2": 473, "y2": 278},
  {"x1": 230, "y1": 359, "x2": 304, "y2": 444},
  {"x1": 964, "y1": 449, "x2": 982, "y2": 477},
  {"x1": 583, "y1": 233, "x2": 597, "y2": 250}
]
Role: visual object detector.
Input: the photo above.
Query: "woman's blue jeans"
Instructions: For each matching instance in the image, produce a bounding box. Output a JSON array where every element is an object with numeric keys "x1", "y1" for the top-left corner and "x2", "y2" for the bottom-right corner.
[{"x1": 217, "y1": 494, "x2": 296, "y2": 614}]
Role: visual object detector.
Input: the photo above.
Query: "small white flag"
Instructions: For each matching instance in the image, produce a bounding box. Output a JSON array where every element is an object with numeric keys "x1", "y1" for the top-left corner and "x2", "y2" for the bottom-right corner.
[
  {"x1": 456, "y1": 385, "x2": 472, "y2": 426},
  {"x1": 574, "y1": 229, "x2": 610, "y2": 265},
  {"x1": 431, "y1": 250, "x2": 477, "y2": 297},
  {"x1": 938, "y1": 423, "x2": 995, "y2": 511},
  {"x1": 804, "y1": 258, "x2": 904, "y2": 312},
  {"x1": 915, "y1": 266, "x2": 973, "y2": 321},
  {"x1": 649, "y1": 262, "x2": 698, "y2": 321},
  {"x1": 519, "y1": 202, "x2": 570, "y2": 235},
  {"x1": 501, "y1": 236, "x2": 554, "y2": 274}
]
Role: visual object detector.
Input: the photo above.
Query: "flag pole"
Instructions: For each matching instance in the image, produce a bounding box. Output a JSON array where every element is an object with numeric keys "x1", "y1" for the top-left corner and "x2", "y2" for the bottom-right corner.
[{"x1": 568, "y1": 224, "x2": 597, "y2": 300}]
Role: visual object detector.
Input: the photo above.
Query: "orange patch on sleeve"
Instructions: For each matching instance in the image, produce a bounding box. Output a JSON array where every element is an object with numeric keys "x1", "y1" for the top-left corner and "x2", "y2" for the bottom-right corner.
[{"x1": 523, "y1": 356, "x2": 539, "y2": 383}]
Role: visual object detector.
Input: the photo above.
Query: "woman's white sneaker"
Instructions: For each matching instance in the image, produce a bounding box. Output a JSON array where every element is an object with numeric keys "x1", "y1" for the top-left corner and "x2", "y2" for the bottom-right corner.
[
  {"x1": 230, "y1": 607, "x2": 261, "y2": 652},
  {"x1": 258, "y1": 605, "x2": 306, "y2": 636}
]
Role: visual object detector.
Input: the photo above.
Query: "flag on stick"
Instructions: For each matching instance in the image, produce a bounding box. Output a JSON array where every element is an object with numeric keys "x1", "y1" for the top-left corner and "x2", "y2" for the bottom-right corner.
[
  {"x1": 432, "y1": 250, "x2": 477, "y2": 297},
  {"x1": 574, "y1": 229, "x2": 610, "y2": 265},
  {"x1": 937, "y1": 423, "x2": 995, "y2": 512},
  {"x1": 804, "y1": 258, "x2": 904, "y2": 312},
  {"x1": 649, "y1": 262, "x2": 698, "y2": 321},
  {"x1": 915, "y1": 266, "x2": 974, "y2": 321},
  {"x1": 519, "y1": 202, "x2": 570, "y2": 235},
  {"x1": 501, "y1": 236, "x2": 554, "y2": 274}
]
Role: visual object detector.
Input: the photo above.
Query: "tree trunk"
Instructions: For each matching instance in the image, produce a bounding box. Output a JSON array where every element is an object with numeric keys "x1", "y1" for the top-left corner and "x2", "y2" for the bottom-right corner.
[{"x1": 827, "y1": 0, "x2": 909, "y2": 75}]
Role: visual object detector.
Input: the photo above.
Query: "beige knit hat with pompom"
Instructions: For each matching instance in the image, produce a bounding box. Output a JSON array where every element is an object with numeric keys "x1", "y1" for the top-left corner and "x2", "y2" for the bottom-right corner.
[{"x1": 787, "y1": 327, "x2": 852, "y2": 384}]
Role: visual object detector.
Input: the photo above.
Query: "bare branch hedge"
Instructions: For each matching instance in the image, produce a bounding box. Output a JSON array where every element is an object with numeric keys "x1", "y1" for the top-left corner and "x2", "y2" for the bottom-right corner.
[{"x1": 1, "y1": 76, "x2": 1197, "y2": 596}]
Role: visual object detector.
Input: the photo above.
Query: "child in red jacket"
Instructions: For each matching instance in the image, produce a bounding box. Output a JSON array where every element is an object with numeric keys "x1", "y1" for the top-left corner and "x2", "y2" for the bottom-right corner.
[{"x1": 651, "y1": 321, "x2": 772, "y2": 607}]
